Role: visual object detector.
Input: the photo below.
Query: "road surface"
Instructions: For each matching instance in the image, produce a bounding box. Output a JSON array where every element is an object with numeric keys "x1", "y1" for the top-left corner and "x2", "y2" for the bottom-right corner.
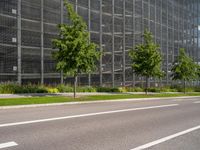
[{"x1": 0, "y1": 97, "x2": 200, "y2": 150}]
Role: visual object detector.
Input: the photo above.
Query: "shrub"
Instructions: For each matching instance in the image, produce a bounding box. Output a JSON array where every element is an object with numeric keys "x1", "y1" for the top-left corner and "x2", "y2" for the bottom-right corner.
[
  {"x1": 178, "y1": 87, "x2": 195, "y2": 92},
  {"x1": 160, "y1": 87, "x2": 178, "y2": 92},
  {"x1": 57, "y1": 84, "x2": 73, "y2": 93},
  {"x1": 0, "y1": 83, "x2": 48, "y2": 94},
  {"x1": 194, "y1": 87, "x2": 200, "y2": 92},
  {"x1": 148, "y1": 88, "x2": 161, "y2": 93},
  {"x1": 77, "y1": 86, "x2": 96, "y2": 92},
  {"x1": 0, "y1": 83, "x2": 20, "y2": 94},
  {"x1": 118, "y1": 87, "x2": 127, "y2": 93},
  {"x1": 0, "y1": 83, "x2": 199, "y2": 94},
  {"x1": 96, "y1": 87, "x2": 120, "y2": 92},
  {"x1": 126, "y1": 87, "x2": 144, "y2": 92},
  {"x1": 46, "y1": 87, "x2": 59, "y2": 93}
]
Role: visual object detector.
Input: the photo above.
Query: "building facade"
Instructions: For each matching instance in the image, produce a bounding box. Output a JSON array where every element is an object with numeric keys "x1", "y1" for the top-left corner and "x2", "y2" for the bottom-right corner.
[{"x1": 0, "y1": 0, "x2": 200, "y2": 87}]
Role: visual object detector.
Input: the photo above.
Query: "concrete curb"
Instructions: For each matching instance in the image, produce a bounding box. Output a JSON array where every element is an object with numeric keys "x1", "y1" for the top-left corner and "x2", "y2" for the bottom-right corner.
[
  {"x1": 0, "y1": 96, "x2": 199, "y2": 110},
  {"x1": 0, "y1": 92, "x2": 158, "y2": 99}
]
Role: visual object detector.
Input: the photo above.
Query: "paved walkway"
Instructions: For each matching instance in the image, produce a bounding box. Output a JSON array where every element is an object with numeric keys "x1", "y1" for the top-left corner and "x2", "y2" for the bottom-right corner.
[{"x1": 0, "y1": 92, "x2": 160, "y2": 99}]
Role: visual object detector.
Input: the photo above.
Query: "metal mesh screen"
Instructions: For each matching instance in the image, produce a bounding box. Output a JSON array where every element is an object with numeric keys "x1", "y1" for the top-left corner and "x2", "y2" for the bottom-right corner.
[
  {"x1": 0, "y1": 0, "x2": 17, "y2": 82},
  {"x1": 0, "y1": 0, "x2": 199, "y2": 86}
]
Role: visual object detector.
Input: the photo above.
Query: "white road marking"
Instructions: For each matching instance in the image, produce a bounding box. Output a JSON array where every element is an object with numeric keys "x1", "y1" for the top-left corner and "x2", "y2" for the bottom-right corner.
[
  {"x1": 130, "y1": 125, "x2": 200, "y2": 150},
  {"x1": 194, "y1": 101, "x2": 200, "y2": 104},
  {"x1": 173, "y1": 98, "x2": 198, "y2": 102},
  {"x1": 0, "y1": 142, "x2": 18, "y2": 149},
  {"x1": 0, "y1": 104, "x2": 178, "y2": 128}
]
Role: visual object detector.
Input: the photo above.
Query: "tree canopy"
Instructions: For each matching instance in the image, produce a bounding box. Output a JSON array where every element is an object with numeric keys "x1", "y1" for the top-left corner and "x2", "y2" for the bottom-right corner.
[
  {"x1": 197, "y1": 65, "x2": 200, "y2": 79},
  {"x1": 52, "y1": 0, "x2": 100, "y2": 98},
  {"x1": 171, "y1": 48, "x2": 197, "y2": 93},
  {"x1": 129, "y1": 29, "x2": 163, "y2": 93},
  {"x1": 129, "y1": 30, "x2": 163, "y2": 78},
  {"x1": 171, "y1": 48, "x2": 196, "y2": 82},
  {"x1": 52, "y1": 0, "x2": 100, "y2": 76}
]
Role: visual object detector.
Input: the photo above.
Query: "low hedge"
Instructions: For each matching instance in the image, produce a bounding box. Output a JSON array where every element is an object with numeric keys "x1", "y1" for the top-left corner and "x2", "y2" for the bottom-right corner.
[
  {"x1": 0, "y1": 83, "x2": 47, "y2": 94},
  {"x1": 0, "y1": 83, "x2": 199, "y2": 94}
]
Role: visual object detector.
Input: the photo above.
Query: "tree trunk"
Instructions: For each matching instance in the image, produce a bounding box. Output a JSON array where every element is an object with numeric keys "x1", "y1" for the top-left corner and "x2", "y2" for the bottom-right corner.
[
  {"x1": 145, "y1": 76, "x2": 149, "y2": 95},
  {"x1": 74, "y1": 75, "x2": 78, "y2": 99},
  {"x1": 184, "y1": 79, "x2": 186, "y2": 94}
]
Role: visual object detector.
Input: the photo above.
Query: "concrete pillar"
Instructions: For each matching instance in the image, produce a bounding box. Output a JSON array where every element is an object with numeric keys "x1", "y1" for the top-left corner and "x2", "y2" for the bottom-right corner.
[
  {"x1": 41, "y1": 0, "x2": 44, "y2": 84},
  {"x1": 17, "y1": 0, "x2": 22, "y2": 85}
]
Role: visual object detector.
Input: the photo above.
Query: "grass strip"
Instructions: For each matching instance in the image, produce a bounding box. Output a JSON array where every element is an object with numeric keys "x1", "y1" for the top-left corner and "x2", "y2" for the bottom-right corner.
[{"x1": 0, "y1": 93, "x2": 200, "y2": 106}]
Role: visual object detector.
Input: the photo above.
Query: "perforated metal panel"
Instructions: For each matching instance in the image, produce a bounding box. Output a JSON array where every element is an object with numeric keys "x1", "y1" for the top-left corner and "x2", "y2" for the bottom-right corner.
[
  {"x1": 0, "y1": 0, "x2": 18, "y2": 82},
  {"x1": 0, "y1": 0, "x2": 199, "y2": 86}
]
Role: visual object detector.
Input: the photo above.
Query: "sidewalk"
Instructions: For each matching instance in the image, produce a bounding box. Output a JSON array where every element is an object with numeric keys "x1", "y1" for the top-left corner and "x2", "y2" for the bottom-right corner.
[{"x1": 0, "y1": 92, "x2": 159, "y2": 99}]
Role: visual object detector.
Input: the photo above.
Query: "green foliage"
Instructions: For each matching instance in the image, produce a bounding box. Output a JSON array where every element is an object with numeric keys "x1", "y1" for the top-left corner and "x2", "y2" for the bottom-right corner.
[
  {"x1": 96, "y1": 87, "x2": 120, "y2": 93},
  {"x1": 46, "y1": 87, "x2": 59, "y2": 93},
  {"x1": 194, "y1": 86, "x2": 200, "y2": 92},
  {"x1": 117, "y1": 87, "x2": 128, "y2": 93},
  {"x1": 197, "y1": 65, "x2": 200, "y2": 79},
  {"x1": 171, "y1": 48, "x2": 196, "y2": 81},
  {"x1": 129, "y1": 29, "x2": 163, "y2": 94},
  {"x1": 129, "y1": 29, "x2": 163, "y2": 79},
  {"x1": 52, "y1": 0, "x2": 100, "y2": 98},
  {"x1": 0, "y1": 83, "x2": 199, "y2": 94},
  {"x1": 52, "y1": 0, "x2": 100, "y2": 76},
  {"x1": 0, "y1": 83, "x2": 47, "y2": 94},
  {"x1": 160, "y1": 87, "x2": 178, "y2": 92},
  {"x1": 77, "y1": 86, "x2": 96, "y2": 92},
  {"x1": 57, "y1": 84, "x2": 74, "y2": 93},
  {"x1": 126, "y1": 87, "x2": 144, "y2": 92},
  {"x1": 57, "y1": 84, "x2": 96, "y2": 93},
  {"x1": 0, "y1": 83, "x2": 20, "y2": 94}
]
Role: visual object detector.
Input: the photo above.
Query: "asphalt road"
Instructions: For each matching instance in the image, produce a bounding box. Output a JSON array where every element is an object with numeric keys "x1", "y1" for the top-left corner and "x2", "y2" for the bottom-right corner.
[{"x1": 0, "y1": 97, "x2": 200, "y2": 150}]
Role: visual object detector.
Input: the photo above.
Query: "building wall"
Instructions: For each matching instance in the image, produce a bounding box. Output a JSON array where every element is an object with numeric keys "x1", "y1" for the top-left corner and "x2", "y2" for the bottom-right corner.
[{"x1": 0, "y1": 0, "x2": 199, "y2": 87}]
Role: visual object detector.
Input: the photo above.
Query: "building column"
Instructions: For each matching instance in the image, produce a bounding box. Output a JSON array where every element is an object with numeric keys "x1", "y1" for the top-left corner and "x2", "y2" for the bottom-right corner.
[
  {"x1": 41, "y1": 0, "x2": 44, "y2": 84},
  {"x1": 198, "y1": 0, "x2": 200, "y2": 64},
  {"x1": 198, "y1": 0, "x2": 200, "y2": 85},
  {"x1": 75, "y1": 0, "x2": 78, "y2": 12},
  {"x1": 17, "y1": 0, "x2": 22, "y2": 85},
  {"x1": 166, "y1": 0, "x2": 169, "y2": 85},
  {"x1": 88, "y1": 0, "x2": 91, "y2": 86},
  {"x1": 160, "y1": 0, "x2": 163, "y2": 86},
  {"x1": 60, "y1": 0, "x2": 64, "y2": 84},
  {"x1": 122, "y1": 0, "x2": 126, "y2": 87},
  {"x1": 112, "y1": 0, "x2": 115, "y2": 88},
  {"x1": 132, "y1": 0, "x2": 136, "y2": 87},
  {"x1": 99, "y1": 0, "x2": 103, "y2": 86}
]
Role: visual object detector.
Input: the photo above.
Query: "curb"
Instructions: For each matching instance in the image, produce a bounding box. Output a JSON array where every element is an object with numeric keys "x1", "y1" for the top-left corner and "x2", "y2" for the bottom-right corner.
[
  {"x1": 0, "y1": 92, "x2": 158, "y2": 99},
  {"x1": 0, "y1": 96, "x2": 199, "y2": 110}
]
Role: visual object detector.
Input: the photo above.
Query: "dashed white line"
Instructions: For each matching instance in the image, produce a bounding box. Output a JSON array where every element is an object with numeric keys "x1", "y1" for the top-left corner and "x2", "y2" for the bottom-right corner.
[
  {"x1": 130, "y1": 125, "x2": 200, "y2": 150},
  {"x1": 0, "y1": 104, "x2": 178, "y2": 128},
  {"x1": 194, "y1": 101, "x2": 200, "y2": 104},
  {"x1": 0, "y1": 142, "x2": 18, "y2": 149}
]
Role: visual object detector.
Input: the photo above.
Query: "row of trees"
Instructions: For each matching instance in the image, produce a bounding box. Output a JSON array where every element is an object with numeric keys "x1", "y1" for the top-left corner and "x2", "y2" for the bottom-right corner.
[
  {"x1": 53, "y1": 0, "x2": 200, "y2": 97},
  {"x1": 129, "y1": 30, "x2": 200, "y2": 94}
]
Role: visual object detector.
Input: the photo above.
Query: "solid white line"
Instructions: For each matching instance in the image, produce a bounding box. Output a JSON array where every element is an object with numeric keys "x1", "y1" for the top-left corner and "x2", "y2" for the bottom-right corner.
[
  {"x1": 130, "y1": 125, "x2": 200, "y2": 150},
  {"x1": 0, "y1": 142, "x2": 18, "y2": 149},
  {"x1": 0, "y1": 104, "x2": 178, "y2": 128}
]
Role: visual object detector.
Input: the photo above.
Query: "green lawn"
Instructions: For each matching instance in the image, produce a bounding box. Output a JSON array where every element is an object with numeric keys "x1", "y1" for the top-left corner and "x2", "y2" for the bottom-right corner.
[{"x1": 0, "y1": 93, "x2": 200, "y2": 106}]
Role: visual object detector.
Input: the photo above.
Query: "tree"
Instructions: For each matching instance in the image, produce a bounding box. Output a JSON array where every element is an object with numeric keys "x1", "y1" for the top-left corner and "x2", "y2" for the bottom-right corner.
[
  {"x1": 52, "y1": 0, "x2": 100, "y2": 98},
  {"x1": 171, "y1": 48, "x2": 196, "y2": 94},
  {"x1": 129, "y1": 29, "x2": 163, "y2": 94},
  {"x1": 197, "y1": 65, "x2": 200, "y2": 79},
  {"x1": 197, "y1": 65, "x2": 200, "y2": 86}
]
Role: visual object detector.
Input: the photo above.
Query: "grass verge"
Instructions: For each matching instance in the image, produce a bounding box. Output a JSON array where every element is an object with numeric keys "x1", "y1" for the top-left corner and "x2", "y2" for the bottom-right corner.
[{"x1": 0, "y1": 93, "x2": 200, "y2": 107}]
